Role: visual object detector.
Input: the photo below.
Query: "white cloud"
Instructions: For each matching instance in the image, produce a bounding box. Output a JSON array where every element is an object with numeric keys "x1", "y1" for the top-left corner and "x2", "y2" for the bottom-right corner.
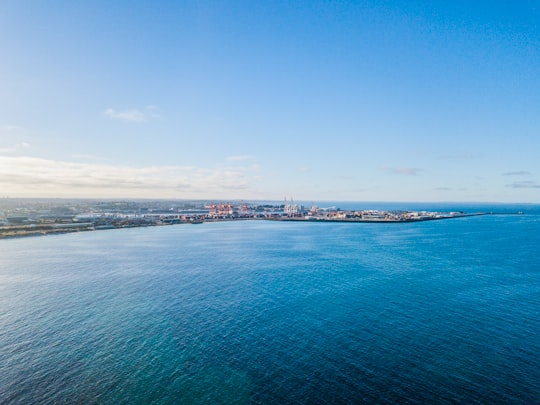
[
  {"x1": 226, "y1": 155, "x2": 256, "y2": 162},
  {"x1": 0, "y1": 142, "x2": 30, "y2": 154},
  {"x1": 104, "y1": 108, "x2": 147, "y2": 122},
  {"x1": 104, "y1": 105, "x2": 160, "y2": 122},
  {"x1": 0, "y1": 156, "x2": 259, "y2": 198}
]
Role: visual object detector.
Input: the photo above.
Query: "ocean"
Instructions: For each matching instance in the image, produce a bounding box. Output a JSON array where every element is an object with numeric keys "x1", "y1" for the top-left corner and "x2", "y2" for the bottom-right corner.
[{"x1": 1, "y1": 204, "x2": 539, "y2": 404}]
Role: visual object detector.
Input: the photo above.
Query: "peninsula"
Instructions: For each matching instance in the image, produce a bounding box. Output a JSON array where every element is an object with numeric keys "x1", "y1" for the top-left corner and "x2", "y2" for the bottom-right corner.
[{"x1": 0, "y1": 198, "x2": 497, "y2": 239}]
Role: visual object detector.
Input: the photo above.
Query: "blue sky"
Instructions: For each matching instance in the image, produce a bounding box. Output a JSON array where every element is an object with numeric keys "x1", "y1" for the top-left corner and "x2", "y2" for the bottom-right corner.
[{"x1": 1, "y1": 1, "x2": 539, "y2": 202}]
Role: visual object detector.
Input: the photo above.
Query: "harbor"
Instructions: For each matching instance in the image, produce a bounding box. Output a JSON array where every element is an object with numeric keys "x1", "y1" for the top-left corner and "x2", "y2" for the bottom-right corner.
[{"x1": 0, "y1": 198, "x2": 505, "y2": 239}]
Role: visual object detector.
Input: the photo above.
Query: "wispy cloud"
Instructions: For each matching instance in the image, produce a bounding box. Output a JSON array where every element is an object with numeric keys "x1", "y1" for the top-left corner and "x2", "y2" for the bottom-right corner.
[
  {"x1": 226, "y1": 155, "x2": 256, "y2": 162},
  {"x1": 0, "y1": 125, "x2": 25, "y2": 134},
  {"x1": 104, "y1": 106, "x2": 160, "y2": 123},
  {"x1": 0, "y1": 125, "x2": 29, "y2": 153},
  {"x1": 0, "y1": 142, "x2": 30, "y2": 154},
  {"x1": 0, "y1": 156, "x2": 258, "y2": 198},
  {"x1": 105, "y1": 108, "x2": 146, "y2": 122},
  {"x1": 502, "y1": 171, "x2": 531, "y2": 176},
  {"x1": 507, "y1": 181, "x2": 540, "y2": 189},
  {"x1": 383, "y1": 167, "x2": 423, "y2": 176},
  {"x1": 145, "y1": 105, "x2": 160, "y2": 119}
]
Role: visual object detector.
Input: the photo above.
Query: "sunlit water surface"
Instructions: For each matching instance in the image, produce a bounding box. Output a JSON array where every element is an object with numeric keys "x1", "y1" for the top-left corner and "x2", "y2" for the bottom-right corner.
[{"x1": 1, "y1": 206, "x2": 539, "y2": 403}]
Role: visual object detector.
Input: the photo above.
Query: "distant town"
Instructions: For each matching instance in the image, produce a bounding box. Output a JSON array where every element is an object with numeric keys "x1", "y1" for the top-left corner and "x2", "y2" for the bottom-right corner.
[{"x1": 0, "y1": 198, "x2": 481, "y2": 239}]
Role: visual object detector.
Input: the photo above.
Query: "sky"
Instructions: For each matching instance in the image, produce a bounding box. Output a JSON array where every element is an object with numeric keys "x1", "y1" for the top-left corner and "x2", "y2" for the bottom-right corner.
[{"x1": 1, "y1": 0, "x2": 539, "y2": 202}]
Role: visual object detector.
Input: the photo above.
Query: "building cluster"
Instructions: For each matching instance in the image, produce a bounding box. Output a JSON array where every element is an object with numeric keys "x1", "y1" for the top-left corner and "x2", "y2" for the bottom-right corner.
[{"x1": 0, "y1": 198, "x2": 467, "y2": 239}]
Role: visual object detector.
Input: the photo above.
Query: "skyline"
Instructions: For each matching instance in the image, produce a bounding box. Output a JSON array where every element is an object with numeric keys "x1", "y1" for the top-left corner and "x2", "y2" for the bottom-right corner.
[{"x1": 1, "y1": 1, "x2": 539, "y2": 202}]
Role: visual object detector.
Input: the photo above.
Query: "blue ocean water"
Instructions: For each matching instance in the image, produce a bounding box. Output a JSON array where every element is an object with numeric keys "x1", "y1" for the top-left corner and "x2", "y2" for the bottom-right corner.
[{"x1": 1, "y1": 205, "x2": 539, "y2": 404}]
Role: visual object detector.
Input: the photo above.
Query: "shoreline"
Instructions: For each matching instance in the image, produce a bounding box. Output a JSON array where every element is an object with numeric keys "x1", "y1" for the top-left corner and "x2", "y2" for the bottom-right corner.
[
  {"x1": 0, "y1": 212, "x2": 519, "y2": 240},
  {"x1": 267, "y1": 212, "x2": 490, "y2": 223}
]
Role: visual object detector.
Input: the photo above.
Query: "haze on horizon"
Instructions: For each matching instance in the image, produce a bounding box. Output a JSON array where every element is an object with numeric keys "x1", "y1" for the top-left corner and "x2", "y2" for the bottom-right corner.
[{"x1": 1, "y1": 1, "x2": 539, "y2": 203}]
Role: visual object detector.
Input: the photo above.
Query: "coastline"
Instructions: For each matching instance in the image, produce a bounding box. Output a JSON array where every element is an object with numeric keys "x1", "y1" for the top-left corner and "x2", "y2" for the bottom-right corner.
[
  {"x1": 0, "y1": 212, "x2": 514, "y2": 240},
  {"x1": 268, "y1": 212, "x2": 490, "y2": 223}
]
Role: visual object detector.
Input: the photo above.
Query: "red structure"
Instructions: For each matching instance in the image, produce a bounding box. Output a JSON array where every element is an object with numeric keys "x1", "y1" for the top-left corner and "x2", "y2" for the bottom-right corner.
[{"x1": 207, "y1": 203, "x2": 234, "y2": 218}]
